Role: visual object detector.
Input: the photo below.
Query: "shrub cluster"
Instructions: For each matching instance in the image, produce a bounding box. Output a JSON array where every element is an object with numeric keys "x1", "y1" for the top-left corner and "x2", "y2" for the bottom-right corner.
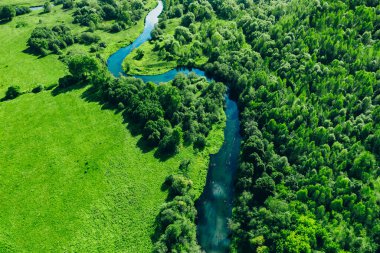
[{"x1": 27, "y1": 25, "x2": 74, "y2": 55}]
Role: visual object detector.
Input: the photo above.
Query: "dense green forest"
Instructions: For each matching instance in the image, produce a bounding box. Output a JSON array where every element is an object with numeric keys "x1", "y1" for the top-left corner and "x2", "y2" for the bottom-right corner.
[
  {"x1": 160, "y1": 0, "x2": 380, "y2": 252},
  {"x1": 1, "y1": 0, "x2": 379, "y2": 251}
]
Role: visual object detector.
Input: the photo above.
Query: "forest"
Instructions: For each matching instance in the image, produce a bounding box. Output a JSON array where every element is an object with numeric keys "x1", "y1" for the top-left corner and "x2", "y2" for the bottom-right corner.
[
  {"x1": 159, "y1": 0, "x2": 380, "y2": 252},
  {"x1": 0, "y1": 0, "x2": 379, "y2": 252}
]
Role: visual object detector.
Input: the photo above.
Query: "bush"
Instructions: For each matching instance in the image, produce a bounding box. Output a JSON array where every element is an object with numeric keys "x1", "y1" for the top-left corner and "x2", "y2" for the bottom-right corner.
[
  {"x1": 32, "y1": 84, "x2": 44, "y2": 93},
  {"x1": 15, "y1": 6, "x2": 31, "y2": 16},
  {"x1": 193, "y1": 135, "x2": 206, "y2": 150},
  {"x1": 0, "y1": 5, "x2": 16, "y2": 21},
  {"x1": 79, "y1": 32, "x2": 101, "y2": 45},
  {"x1": 58, "y1": 75, "x2": 78, "y2": 88},
  {"x1": 27, "y1": 25, "x2": 74, "y2": 55},
  {"x1": 43, "y1": 2, "x2": 53, "y2": 13},
  {"x1": 110, "y1": 23, "x2": 122, "y2": 33},
  {"x1": 5, "y1": 86, "x2": 22, "y2": 100},
  {"x1": 158, "y1": 128, "x2": 182, "y2": 155}
]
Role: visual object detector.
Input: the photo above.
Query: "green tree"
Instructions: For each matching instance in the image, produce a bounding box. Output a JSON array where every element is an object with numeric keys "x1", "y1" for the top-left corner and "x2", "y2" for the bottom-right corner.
[
  {"x1": 4, "y1": 85, "x2": 21, "y2": 100},
  {"x1": 67, "y1": 54, "x2": 101, "y2": 81},
  {"x1": 0, "y1": 5, "x2": 16, "y2": 21}
]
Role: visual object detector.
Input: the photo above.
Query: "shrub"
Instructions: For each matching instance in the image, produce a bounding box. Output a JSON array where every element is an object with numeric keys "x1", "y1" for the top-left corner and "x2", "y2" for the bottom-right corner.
[
  {"x1": 79, "y1": 32, "x2": 101, "y2": 45},
  {"x1": 58, "y1": 75, "x2": 78, "y2": 88},
  {"x1": 5, "y1": 86, "x2": 22, "y2": 100},
  {"x1": 15, "y1": 6, "x2": 31, "y2": 16},
  {"x1": 32, "y1": 84, "x2": 44, "y2": 93},
  {"x1": 110, "y1": 23, "x2": 122, "y2": 33},
  {"x1": 0, "y1": 5, "x2": 16, "y2": 21}
]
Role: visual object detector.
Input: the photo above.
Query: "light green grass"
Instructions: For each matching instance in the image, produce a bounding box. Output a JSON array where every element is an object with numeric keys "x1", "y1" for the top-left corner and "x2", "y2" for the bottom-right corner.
[
  {"x1": 124, "y1": 41, "x2": 179, "y2": 75},
  {"x1": 0, "y1": 87, "x2": 223, "y2": 252}
]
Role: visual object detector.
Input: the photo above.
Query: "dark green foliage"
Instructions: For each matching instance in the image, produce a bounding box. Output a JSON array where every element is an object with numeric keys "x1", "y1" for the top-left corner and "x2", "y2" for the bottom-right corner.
[
  {"x1": 0, "y1": 5, "x2": 16, "y2": 21},
  {"x1": 66, "y1": 54, "x2": 101, "y2": 81},
  {"x1": 98, "y1": 73, "x2": 225, "y2": 153},
  {"x1": 161, "y1": 0, "x2": 380, "y2": 251},
  {"x1": 135, "y1": 48, "x2": 144, "y2": 60},
  {"x1": 174, "y1": 26, "x2": 192, "y2": 44},
  {"x1": 158, "y1": 127, "x2": 182, "y2": 155},
  {"x1": 62, "y1": 0, "x2": 74, "y2": 9},
  {"x1": 78, "y1": 32, "x2": 101, "y2": 45},
  {"x1": 73, "y1": 6, "x2": 102, "y2": 26},
  {"x1": 32, "y1": 84, "x2": 44, "y2": 93},
  {"x1": 27, "y1": 25, "x2": 74, "y2": 55},
  {"x1": 4, "y1": 86, "x2": 22, "y2": 100},
  {"x1": 15, "y1": 6, "x2": 31, "y2": 16},
  {"x1": 72, "y1": 0, "x2": 146, "y2": 30},
  {"x1": 43, "y1": 2, "x2": 53, "y2": 13},
  {"x1": 154, "y1": 175, "x2": 200, "y2": 253},
  {"x1": 151, "y1": 26, "x2": 163, "y2": 40},
  {"x1": 181, "y1": 12, "x2": 195, "y2": 27}
]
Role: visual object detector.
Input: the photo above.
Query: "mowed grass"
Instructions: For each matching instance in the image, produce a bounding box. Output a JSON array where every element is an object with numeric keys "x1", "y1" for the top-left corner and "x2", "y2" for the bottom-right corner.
[
  {"x1": 0, "y1": 0, "x2": 157, "y2": 97},
  {"x1": 0, "y1": 87, "x2": 223, "y2": 252}
]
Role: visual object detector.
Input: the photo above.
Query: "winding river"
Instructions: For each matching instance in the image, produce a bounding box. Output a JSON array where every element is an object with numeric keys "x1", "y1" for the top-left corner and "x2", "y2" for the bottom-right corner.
[{"x1": 107, "y1": 2, "x2": 241, "y2": 252}]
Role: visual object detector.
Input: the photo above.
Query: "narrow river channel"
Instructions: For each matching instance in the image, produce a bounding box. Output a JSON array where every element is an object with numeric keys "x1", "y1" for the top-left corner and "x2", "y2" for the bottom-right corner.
[{"x1": 106, "y1": 2, "x2": 241, "y2": 252}]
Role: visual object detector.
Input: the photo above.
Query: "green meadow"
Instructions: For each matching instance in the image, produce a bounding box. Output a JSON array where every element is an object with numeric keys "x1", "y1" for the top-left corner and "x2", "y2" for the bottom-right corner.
[
  {"x1": 0, "y1": 1, "x2": 224, "y2": 251},
  {"x1": 0, "y1": 0, "x2": 156, "y2": 97}
]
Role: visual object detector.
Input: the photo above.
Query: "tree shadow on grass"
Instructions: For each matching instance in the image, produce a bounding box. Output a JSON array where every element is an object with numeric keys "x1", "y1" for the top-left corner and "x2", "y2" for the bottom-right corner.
[
  {"x1": 0, "y1": 19, "x2": 12, "y2": 25},
  {"x1": 51, "y1": 82, "x2": 87, "y2": 96},
  {"x1": 154, "y1": 149, "x2": 175, "y2": 162},
  {"x1": 136, "y1": 137, "x2": 155, "y2": 153},
  {"x1": 22, "y1": 47, "x2": 48, "y2": 59}
]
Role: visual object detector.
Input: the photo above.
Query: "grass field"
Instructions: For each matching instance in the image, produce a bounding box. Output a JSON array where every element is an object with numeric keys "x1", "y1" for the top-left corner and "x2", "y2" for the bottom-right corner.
[{"x1": 0, "y1": 86, "x2": 223, "y2": 252}]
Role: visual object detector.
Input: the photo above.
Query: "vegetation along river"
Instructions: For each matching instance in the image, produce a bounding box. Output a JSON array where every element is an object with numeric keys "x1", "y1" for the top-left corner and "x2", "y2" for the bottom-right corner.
[{"x1": 106, "y1": 1, "x2": 241, "y2": 252}]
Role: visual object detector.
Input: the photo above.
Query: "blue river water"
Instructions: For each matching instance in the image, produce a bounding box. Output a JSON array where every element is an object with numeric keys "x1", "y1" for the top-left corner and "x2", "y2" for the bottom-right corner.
[{"x1": 106, "y1": 1, "x2": 241, "y2": 252}]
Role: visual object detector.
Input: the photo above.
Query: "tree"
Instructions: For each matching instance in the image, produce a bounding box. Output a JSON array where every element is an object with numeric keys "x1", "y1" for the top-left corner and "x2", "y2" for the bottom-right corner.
[
  {"x1": 351, "y1": 151, "x2": 376, "y2": 179},
  {"x1": 181, "y1": 12, "x2": 195, "y2": 27},
  {"x1": 135, "y1": 49, "x2": 144, "y2": 60},
  {"x1": 0, "y1": 5, "x2": 16, "y2": 21},
  {"x1": 158, "y1": 128, "x2": 182, "y2": 155},
  {"x1": 254, "y1": 175, "x2": 275, "y2": 202},
  {"x1": 174, "y1": 26, "x2": 193, "y2": 44},
  {"x1": 67, "y1": 54, "x2": 101, "y2": 81},
  {"x1": 4, "y1": 85, "x2": 21, "y2": 100},
  {"x1": 43, "y1": 2, "x2": 53, "y2": 13}
]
